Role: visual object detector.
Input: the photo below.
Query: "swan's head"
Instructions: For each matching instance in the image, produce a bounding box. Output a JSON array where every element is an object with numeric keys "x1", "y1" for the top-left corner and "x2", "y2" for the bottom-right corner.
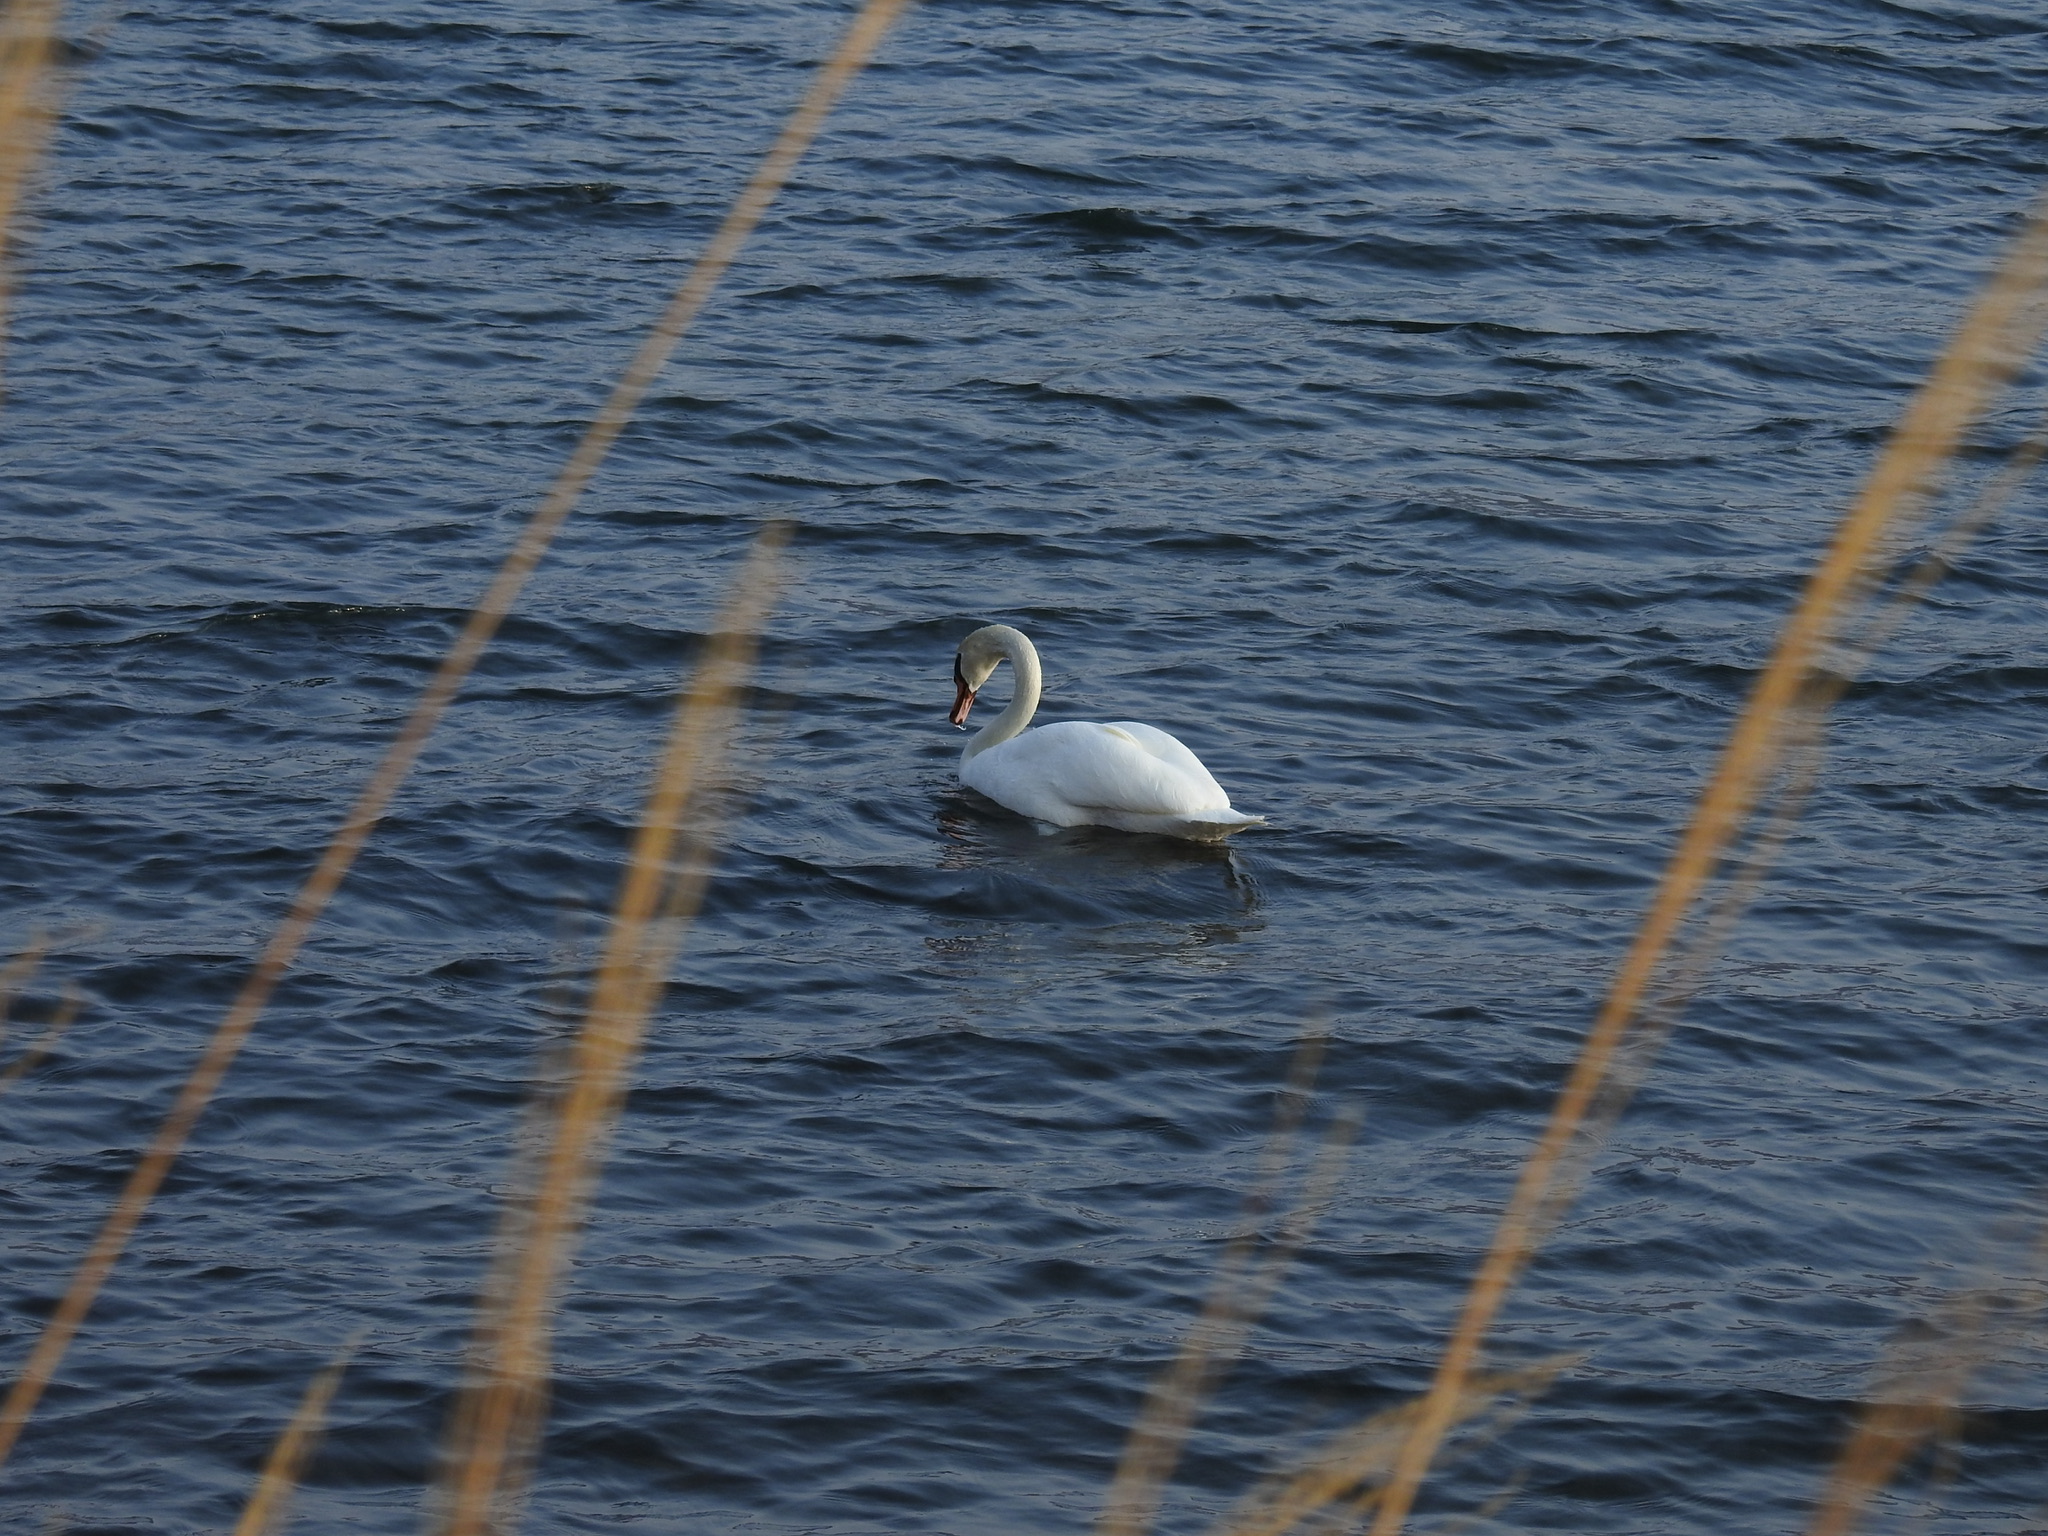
[{"x1": 949, "y1": 624, "x2": 1021, "y2": 728}]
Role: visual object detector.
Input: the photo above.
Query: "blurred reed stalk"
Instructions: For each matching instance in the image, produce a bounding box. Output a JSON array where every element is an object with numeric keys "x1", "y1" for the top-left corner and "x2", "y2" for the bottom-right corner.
[
  {"x1": 0, "y1": 0, "x2": 61, "y2": 397},
  {"x1": 1542, "y1": 396, "x2": 2048, "y2": 1224},
  {"x1": 1212, "y1": 1356, "x2": 1570, "y2": 1536},
  {"x1": 0, "y1": 0, "x2": 910, "y2": 1474},
  {"x1": 428, "y1": 525, "x2": 786, "y2": 1536},
  {"x1": 231, "y1": 1333, "x2": 363, "y2": 1536},
  {"x1": 1804, "y1": 1218, "x2": 2048, "y2": 1536},
  {"x1": 1365, "y1": 194, "x2": 2048, "y2": 1536},
  {"x1": 1097, "y1": 1023, "x2": 1355, "y2": 1536},
  {"x1": 1097, "y1": 1043, "x2": 1564, "y2": 1536}
]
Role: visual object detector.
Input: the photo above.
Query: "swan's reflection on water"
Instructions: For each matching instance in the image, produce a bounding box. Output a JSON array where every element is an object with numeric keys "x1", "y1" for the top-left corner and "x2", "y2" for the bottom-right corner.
[{"x1": 924, "y1": 793, "x2": 1264, "y2": 974}]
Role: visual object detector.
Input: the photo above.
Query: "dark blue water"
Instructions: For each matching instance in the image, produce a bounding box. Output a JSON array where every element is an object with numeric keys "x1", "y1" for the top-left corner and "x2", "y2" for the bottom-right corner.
[{"x1": 6, "y1": 0, "x2": 2048, "y2": 1530}]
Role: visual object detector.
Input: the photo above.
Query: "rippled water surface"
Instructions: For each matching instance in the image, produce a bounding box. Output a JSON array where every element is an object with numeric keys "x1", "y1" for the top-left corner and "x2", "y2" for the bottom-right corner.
[{"x1": 6, "y1": 0, "x2": 2048, "y2": 1530}]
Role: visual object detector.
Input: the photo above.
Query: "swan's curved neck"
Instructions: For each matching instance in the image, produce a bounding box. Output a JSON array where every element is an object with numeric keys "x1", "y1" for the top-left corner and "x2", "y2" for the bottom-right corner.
[{"x1": 962, "y1": 630, "x2": 1041, "y2": 763}]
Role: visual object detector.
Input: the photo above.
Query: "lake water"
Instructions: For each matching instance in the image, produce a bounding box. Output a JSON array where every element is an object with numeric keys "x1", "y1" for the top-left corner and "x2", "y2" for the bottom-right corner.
[{"x1": 5, "y1": 0, "x2": 2048, "y2": 1531}]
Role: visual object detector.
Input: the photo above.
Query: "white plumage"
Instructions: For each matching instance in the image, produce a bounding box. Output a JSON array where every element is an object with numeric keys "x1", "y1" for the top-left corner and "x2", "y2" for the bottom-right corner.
[{"x1": 948, "y1": 625, "x2": 1261, "y2": 840}]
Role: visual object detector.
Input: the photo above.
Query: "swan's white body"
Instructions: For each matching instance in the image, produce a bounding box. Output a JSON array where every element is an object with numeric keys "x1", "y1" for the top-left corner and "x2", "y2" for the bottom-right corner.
[{"x1": 949, "y1": 625, "x2": 1261, "y2": 840}]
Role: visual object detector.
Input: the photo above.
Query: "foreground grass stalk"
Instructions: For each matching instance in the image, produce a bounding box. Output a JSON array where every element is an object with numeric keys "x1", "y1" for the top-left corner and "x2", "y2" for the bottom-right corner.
[
  {"x1": 1550, "y1": 391, "x2": 2048, "y2": 1212},
  {"x1": 1213, "y1": 1358, "x2": 1573, "y2": 1536},
  {"x1": 1804, "y1": 1220, "x2": 2048, "y2": 1536},
  {"x1": 1807, "y1": 1386, "x2": 1966, "y2": 1536},
  {"x1": 0, "y1": 0, "x2": 908, "y2": 1474},
  {"x1": 1100, "y1": 1102, "x2": 1360, "y2": 1536},
  {"x1": 429, "y1": 526, "x2": 785, "y2": 1536},
  {"x1": 232, "y1": 1334, "x2": 363, "y2": 1536},
  {"x1": 1548, "y1": 406, "x2": 2048, "y2": 1207},
  {"x1": 1097, "y1": 1028, "x2": 1332, "y2": 1536},
  {"x1": 0, "y1": 0, "x2": 62, "y2": 397},
  {"x1": 1367, "y1": 196, "x2": 2048, "y2": 1536}
]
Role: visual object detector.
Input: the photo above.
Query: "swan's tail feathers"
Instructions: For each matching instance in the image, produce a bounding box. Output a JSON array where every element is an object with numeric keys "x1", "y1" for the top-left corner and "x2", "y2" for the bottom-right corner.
[
  {"x1": 1179, "y1": 811, "x2": 1253, "y2": 847},
  {"x1": 1142, "y1": 807, "x2": 1264, "y2": 840}
]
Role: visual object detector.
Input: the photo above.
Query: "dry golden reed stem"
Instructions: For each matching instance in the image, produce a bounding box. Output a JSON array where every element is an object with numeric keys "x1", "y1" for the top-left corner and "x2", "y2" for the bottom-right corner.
[
  {"x1": 231, "y1": 1333, "x2": 363, "y2": 1536},
  {"x1": 0, "y1": 0, "x2": 908, "y2": 1473},
  {"x1": 1097, "y1": 1027, "x2": 1332, "y2": 1536},
  {"x1": 1807, "y1": 1400, "x2": 1959, "y2": 1536},
  {"x1": 0, "y1": 984, "x2": 81, "y2": 1096},
  {"x1": 429, "y1": 526, "x2": 786, "y2": 1536},
  {"x1": 1804, "y1": 1220, "x2": 2048, "y2": 1536},
  {"x1": 1804, "y1": 1298, "x2": 1985, "y2": 1536},
  {"x1": 1099, "y1": 1060, "x2": 1361, "y2": 1536},
  {"x1": 1212, "y1": 1357, "x2": 1573, "y2": 1536},
  {"x1": 1366, "y1": 195, "x2": 2048, "y2": 1536},
  {"x1": 1105, "y1": 1113, "x2": 1362, "y2": 1536},
  {"x1": 0, "y1": 0, "x2": 62, "y2": 396},
  {"x1": 1553, "y1": 379, "x2": 2038, "y2": 1208}
]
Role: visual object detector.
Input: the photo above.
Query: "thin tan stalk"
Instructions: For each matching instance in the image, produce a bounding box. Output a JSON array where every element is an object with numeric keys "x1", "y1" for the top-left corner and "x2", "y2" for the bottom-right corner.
[
  {"x1": 1565, "y1": 405, "x2": 2048, "y2": 1204},
  {"x1": 428, "y1": 1069, "x2": 565, "y2": 1536},
  {"x1": 0, "y1": 985, "x2": 82, "y2": 1097},
  {"x1": 1367, "y1": 195, "x2": 2048, "y2": 1536},
  {"x1": 1563, "y1": 405, "x2": 2048, "y2": 1190},
  {"x1": 1236, "y1": 1110, "x2": 1365, "y2": 1357},
  {"x1": 1825, "y1": 404, "x2": 2048, "y2": 688},
  {"x1": 1099, "y1": 1078, "x2": 1360, "y2": 1536},
  {"x1": 429, "y1": 525, "x2": 786, "y2": 1536},
  {"x1": 1804, "y1": 1301, "x2": 1984, "y2": 1536},
  {"x1": 1098, "y1": 1025, "x2": 1332, "y2": 1536},
  {"x1": 232, "y1": 1333, "x2": 364, "y2": 1536},
  {"x1": 1808, "y1": 1399, "x2": 1960, "y2": 1536},
  {"x1": 1535, "y1": 291, "x2": 2048, "y2": 1327},
  {"x1": 0, "y1": 0, "x2": 62, "y2": 396},
  {"x1": 1213, "y1": 1357, "x2": 1573, "y2": 1536},
  {"x1": 0, "y1": 0, "x2": 908, "y2": 1472},
  {"x1": 1805, "y1": 1219, "x2": 2048, "y2": 1536}
]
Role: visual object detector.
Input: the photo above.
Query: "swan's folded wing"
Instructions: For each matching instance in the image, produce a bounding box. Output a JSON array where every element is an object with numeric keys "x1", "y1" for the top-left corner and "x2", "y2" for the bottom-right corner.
[
  {"x1": 1104, "y1": 721, "x2": 1227, "y2": 792},
  {"x1": 974, "y1": 721, "x2": 1229, "y2": 818}
]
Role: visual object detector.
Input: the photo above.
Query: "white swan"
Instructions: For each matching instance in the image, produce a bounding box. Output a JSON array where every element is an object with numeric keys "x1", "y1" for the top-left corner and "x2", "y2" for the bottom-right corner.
[{"x1": 947, "y1": 624, "x2": 1262, "y2": 840}]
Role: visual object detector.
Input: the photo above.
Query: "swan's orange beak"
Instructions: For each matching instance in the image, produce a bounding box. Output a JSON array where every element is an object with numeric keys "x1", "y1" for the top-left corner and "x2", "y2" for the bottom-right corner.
[{"x1": 949, "y1": 657, "x2": 975, "y2": 728}]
